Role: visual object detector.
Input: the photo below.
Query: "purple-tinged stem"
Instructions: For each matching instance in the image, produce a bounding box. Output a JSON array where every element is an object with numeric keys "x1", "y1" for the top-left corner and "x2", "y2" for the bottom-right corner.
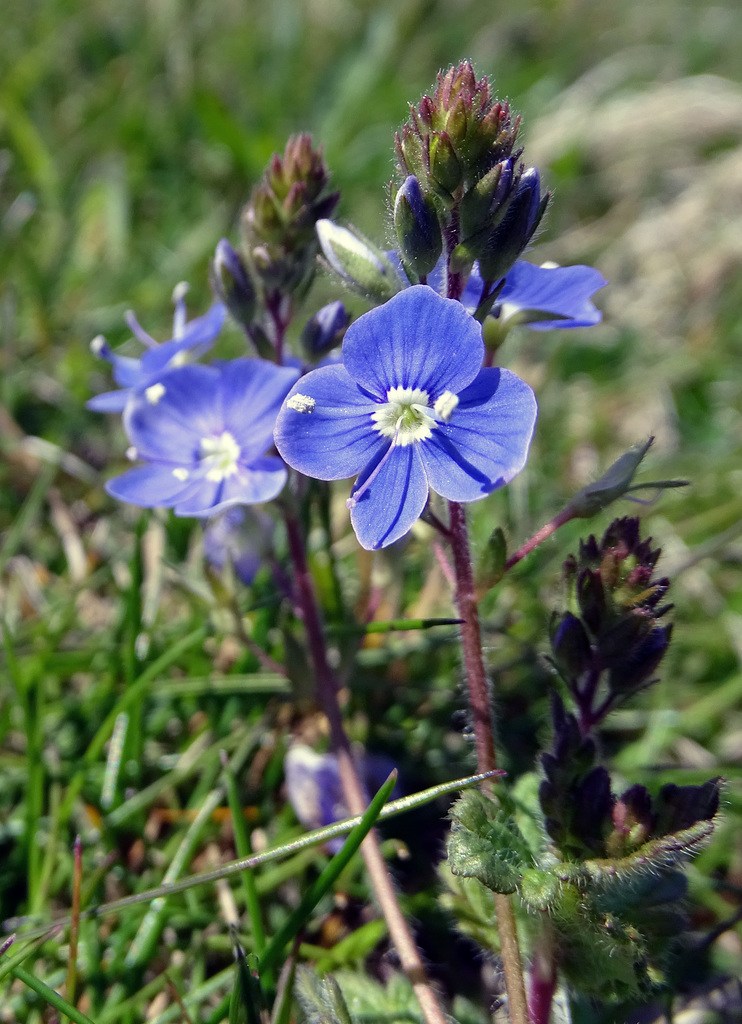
[
  {"x1": 283, "y1": 512, "x2": 447, "y2": 1024},
  {"x1": 505, "y1": 506, "x2": 576, "y2": 572},
  {"x1": 528, "y1": 928, "x2": 558, "y2": 1024},
  {"x1": 447, "y1": 501, "x2": 529, "y2": 1024}
]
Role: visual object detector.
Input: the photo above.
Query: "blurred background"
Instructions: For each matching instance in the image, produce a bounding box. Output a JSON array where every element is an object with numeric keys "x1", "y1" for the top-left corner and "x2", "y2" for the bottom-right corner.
[{"x1": 1, "y1": 0, "x2": 742, "y2": 1018}]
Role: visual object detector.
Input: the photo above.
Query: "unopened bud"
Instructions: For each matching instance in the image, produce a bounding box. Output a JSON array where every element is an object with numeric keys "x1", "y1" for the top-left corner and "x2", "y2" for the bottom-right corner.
[
  {"x1": 459, "y1": 159, "x2": 514, "y2": 243},
  {"x1": 301, "y1": 300, "x2": 350, "y2": 355},
  {"x1": 550, "y1": 611, "x2": 593, "y2": 683},
  {"x1": 570, "y1": 439, "x2": 655, "y2": 518},
  {"x1": 211, "y1": 238, "x2": 257, "y2": 328},
  {"x1": 394, "y1": 176, "x2": 443, "y2": 278},
  {"x1": 316, "y1": 220, "x2": 403, "y2": 302},
  {"x1": 477, "y1": 167, "x2": 549, "y2": 283}
]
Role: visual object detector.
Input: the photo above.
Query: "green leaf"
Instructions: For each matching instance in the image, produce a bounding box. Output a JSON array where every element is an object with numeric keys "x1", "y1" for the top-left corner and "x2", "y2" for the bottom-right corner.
[
  {"x1": 447, "y1": 791, "x2": 533, "y2": 895},
  {"x1": 295, "y1": 967, "x2": 353, "y2": 1024}
]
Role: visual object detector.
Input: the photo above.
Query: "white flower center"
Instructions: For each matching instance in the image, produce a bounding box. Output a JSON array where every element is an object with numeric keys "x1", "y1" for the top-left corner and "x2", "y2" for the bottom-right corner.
[
  {"x1": 371, "y1": 386, "x2": 459, "y2": 445},
  {"x1": 372, "y1": 387, "x2": 436, "y2": 446},
  {"x1": 200, "y1": 431, "x2": 241, "y2": 481}
]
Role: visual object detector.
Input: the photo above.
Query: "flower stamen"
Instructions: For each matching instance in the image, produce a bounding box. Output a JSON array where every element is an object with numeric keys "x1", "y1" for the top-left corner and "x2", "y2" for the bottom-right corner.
[
  {"x1": 200, "y1": 431, "x2": 241, "y2": 482},
  {"x1": 347, "y1": 419, "x2": 403, "y2": 509}
]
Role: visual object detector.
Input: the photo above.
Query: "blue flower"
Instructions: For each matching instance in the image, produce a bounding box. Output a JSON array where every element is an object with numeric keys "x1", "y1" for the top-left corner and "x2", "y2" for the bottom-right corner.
[
  {"x1": 284, "y1": 745, "x2": 399, "y2": 852},
  {"x1": 274, "y1": 286, "x2": 537, "y2": 550},
  {"x1": 106, "y1": 358, "x2": 299, "y2": 516},
  {"x1": 87, "y1": 283, "x2": 226, "y2": 413},
  {"x1": 463, "y1": 260, "x2": 607, "y2": 330}
]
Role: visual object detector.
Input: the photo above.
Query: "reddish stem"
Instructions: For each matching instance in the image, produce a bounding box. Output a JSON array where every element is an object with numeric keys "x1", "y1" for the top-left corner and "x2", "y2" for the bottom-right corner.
[
  {"x1": 505, "y1": 506, "x2": 576, "y2": 572},
  {"x1": 283, "y1": 512, "x2": 447, "y2": 1024},
  {"x1": 447, "y1": 501, "x2": 529, "y2": 1024}
]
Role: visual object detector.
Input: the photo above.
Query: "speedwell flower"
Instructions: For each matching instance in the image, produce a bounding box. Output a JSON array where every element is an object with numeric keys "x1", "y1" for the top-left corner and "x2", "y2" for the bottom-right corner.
[
  {"x1": 274, "y1": 286, "x2": 537, "y2": 550},
  {"x1": 391, "y1": 253, "x2": 606, "y2": 330},
  {"x1": 87, "y1": 283, "x2": 226, "y2": 413},
  {"x1": 463, "y1": 259, "x2": 607, "y2": 329},
  {"x1": 106, "y1": 359, "x2": 299, "y2": 516}
]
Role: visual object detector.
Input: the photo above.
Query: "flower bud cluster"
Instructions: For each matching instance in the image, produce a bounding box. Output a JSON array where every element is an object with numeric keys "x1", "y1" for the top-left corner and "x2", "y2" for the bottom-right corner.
[
  {"x1": 243, "y1": 133, "x2": 340, "y2": 295},
  {"x1": 393, "y1": 62, "x2": 549, "y2": 286},
  {"x1": 551, "y1": 517, "x2": 672, "y2": 727},
  {"x1": 211, "y1": 135, "x2": 340, "y2": 348}
]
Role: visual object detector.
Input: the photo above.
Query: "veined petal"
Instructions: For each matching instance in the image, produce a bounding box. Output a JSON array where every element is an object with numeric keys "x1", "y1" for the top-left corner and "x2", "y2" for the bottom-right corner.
[
  {"x1": 495, "y1": 261, "x2": 607, "y2": 329},
  {"x1": 216, "y1": 359, "x2": 299, "y2": 460},
  {"x1": 350, "y1": 444, "x2": 428, "y2": 550},
  {"x1": 274, "y1": 364, "x2": 383, "y2": 480},
  {"x1": 172, "y1": 457, "x2": 288, "y2": 517},
  {"x1": 124, "y1": 364, "x2": 222, "y2": 461},
  {"x1": 342, "y1": 286, "x2": 484, "y2": 400},
  {"x1": 105, "y1": 463, "x2": 193, "y2": 508},
  {"x1": 421, "y1": 368, "x2": 537, "y2": 501}
]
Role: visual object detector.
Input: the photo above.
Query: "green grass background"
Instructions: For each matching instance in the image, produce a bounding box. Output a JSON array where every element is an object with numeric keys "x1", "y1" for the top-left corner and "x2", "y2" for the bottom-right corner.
[{"x1": 1, "y1": 0, "x2": 742, "y2": 1020}]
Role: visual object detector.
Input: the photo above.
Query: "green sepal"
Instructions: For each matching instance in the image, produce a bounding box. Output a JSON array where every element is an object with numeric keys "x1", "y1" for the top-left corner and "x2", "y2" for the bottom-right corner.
[{"x1": 448, "y1": 790, "x2": 533, "y2": 895}]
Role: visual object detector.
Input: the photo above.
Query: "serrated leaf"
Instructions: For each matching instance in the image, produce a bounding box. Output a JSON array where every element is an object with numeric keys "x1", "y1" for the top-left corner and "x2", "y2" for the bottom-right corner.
[{"x1": 448, "y1": 791, "x2": 533, "y2": 894}]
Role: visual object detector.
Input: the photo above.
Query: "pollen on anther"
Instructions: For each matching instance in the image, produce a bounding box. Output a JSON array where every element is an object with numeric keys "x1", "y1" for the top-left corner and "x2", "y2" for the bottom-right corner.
[
  {"x1": 90, "y1": 335, "x2": 107, "y2": 356},
  {"x1": 287, "y1": 393, "x2": 316, "y2": 414},
  {"x1": 126, "y1": 446, "x2": 138, "y2": 461},
  {"x1": 434, "y1": 391, "x2": 459, "y2": 422},
  {"x1": 145, "y1": 383, "x2": 166, "y2": 405},
  {"x1": 172, "y1": 468, "x2": 190, "y2": 481}
]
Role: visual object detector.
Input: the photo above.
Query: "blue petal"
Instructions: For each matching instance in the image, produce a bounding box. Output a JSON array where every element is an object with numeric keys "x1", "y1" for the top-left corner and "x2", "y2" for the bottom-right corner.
[
  {"x1": 140, "y1": 302, "x2": 226, "y2": 374},
  {"x1": 124, "y1": 365, "x2": 222, "y2": 462},
  {"x1": 342, "y1": 286, "x2": 484, "y2": 400},
  {"x1": 350, "y1": 444, "x2": 428, "y2": 550},
  {"x1": 110, "y1": 354, "x2": 145, "y2": 388},
  {"x1": 421, "y1": 368, "x2": 537, "y2": 501},
  {"x1": 86, "y1": 389, "x2": 131, "y2": 413},
  {"x1": 172, "y1": 457, "x2": 288, "y2": 517},
  {"x1": 491, "y1": 262, "x2": 606, "y2": 329},
  {"x1": 105, "y1": 464, "x2": 192, "y2": 507},
  {"x1": 274, "y1": 364, "x2": 383, "y2": 480},
  {"x1": 215, "y1": 359, "x2": 299, "y2": 460}
]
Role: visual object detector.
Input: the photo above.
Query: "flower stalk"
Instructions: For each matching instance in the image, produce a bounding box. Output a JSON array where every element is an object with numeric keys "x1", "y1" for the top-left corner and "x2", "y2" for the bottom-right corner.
[
  {"x1": 447, "y1": 501, "x2": 529, "y2": 1024},
  {"x1": 283, "y1": 510, "x2": 448, "y2": 1024}
]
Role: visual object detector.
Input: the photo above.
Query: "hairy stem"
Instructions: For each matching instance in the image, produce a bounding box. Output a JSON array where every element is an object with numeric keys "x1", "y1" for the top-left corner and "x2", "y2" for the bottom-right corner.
[
  {"x1": 283, "y1": 512, "x2": 447, "y2": 1024},
  {"x1": 504, "y1": 506, "x2": 576, "y2": 572},
  {"x1": 448, "y1": 501, "x2": 529, "y2": 1024}
]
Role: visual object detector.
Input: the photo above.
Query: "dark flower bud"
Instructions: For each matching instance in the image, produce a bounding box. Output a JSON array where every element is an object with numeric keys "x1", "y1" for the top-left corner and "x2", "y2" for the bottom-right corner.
[
  {"x1": 394, "y1": 176, "x2": 443, "y2": 278},
  {"x1": 300, "y1": 300, "x2": 350, "y2": 356},
  {"x1": 654, "y1": 779, "x2": 721, "y2": 837},
  {"x1": 476, "y1": 167, "x2": 550, "y2": 283},
  {"x1": 211, "y1": 238, "x2": 257, "y2": 328},
  {"x1": 608, "y1": 623, "x2": 672, "y2": 695},
  {"x1": 577, "y1": 567, "x2": 606, "y2": 635},
  {"x1": 550, "y1": 611, "x2": 594, "y2": 685}
]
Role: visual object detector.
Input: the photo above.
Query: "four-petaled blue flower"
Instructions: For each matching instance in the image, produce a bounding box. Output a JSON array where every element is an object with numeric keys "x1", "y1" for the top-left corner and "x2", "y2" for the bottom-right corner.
[
  {"x1": 87, "y1": 283, "x2": 226, "y2": 413},
  {"x1": 274, "y1": 286, "x2": 537, "y2": 550},
  {"x1": 106, "y1": 359, "x2": 299, "y2": 516}
]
